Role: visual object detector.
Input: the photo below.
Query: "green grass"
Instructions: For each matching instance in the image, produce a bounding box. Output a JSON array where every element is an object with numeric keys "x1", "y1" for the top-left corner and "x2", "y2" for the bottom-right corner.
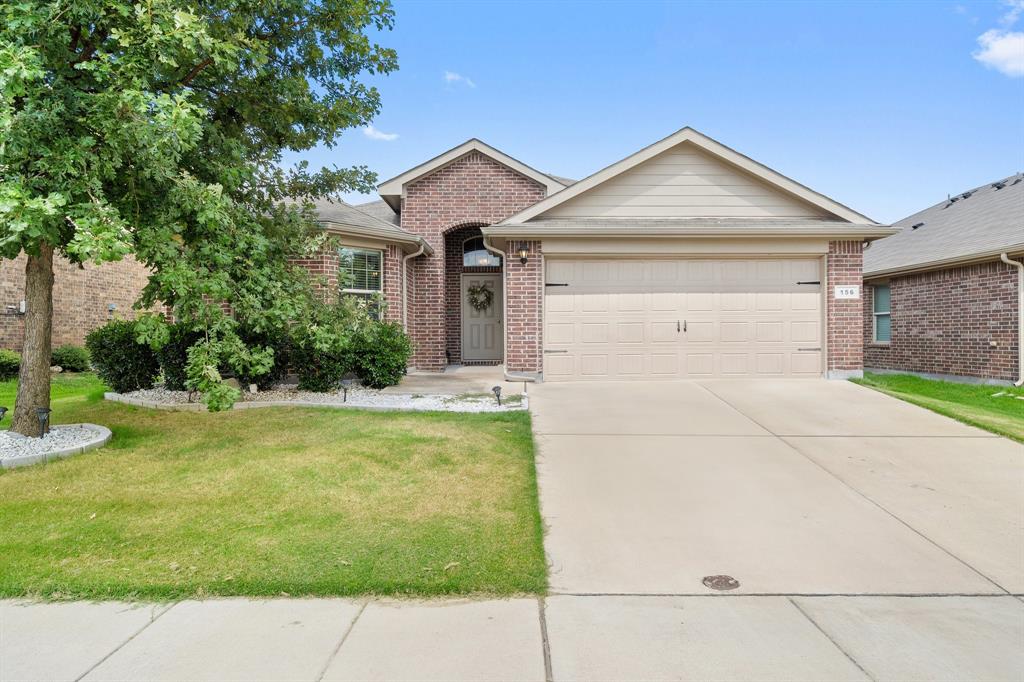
[
  {"x1": 0, "y1": 374, "x2": 546, "y2": 600},
  {"x1": 853, "y1": 372, "x2": 1024, "y2": 442}
]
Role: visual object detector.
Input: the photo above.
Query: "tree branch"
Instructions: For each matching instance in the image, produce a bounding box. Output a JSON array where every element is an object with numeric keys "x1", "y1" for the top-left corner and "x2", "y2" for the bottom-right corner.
[{"x1": 181, "y1": 58, "x2": 214, "y2": 87}]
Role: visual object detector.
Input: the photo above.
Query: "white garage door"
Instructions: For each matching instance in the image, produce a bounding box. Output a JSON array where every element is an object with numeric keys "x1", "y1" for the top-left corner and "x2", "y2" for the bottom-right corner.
[{"x1": 544, "y1": 258, "x2": 823, "y2": 380}]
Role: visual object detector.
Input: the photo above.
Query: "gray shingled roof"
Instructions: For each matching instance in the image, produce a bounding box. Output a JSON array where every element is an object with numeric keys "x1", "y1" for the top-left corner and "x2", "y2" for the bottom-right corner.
[
  {"x1": 864, "y1": 173, "x2": 1024, "y2": 276},
  {"x1": 352, "y1": 199, "x2": 400, "y2": 226}
]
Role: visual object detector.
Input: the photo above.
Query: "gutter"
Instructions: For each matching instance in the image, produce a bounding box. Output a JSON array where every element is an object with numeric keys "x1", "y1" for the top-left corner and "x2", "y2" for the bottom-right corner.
[
  {"x1": 401, "y1": 241, "x2": 426, "y2": 332},
  {"x1": 483, "y1": 236, "x2": 537, "y2": 384},
  {"x1": 1000, "y1": 253, "x2": 1024, "y2": 386}
]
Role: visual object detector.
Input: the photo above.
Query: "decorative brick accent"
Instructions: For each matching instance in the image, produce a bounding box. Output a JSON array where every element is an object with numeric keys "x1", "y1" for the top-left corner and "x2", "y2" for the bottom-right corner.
[
  {"x1": 0, "y1": 252, "x2": 150, "y2": 349},
  {"x1": 401, "y1": 151, "x2": 547, "y2": 370},
  {"x1": 863, "y1": 259, "x2": 1020, "y2": 382},
  {"x1": 827, "y1": 240, "x2": 864, "y2": 377},
  {"x1": 505, "y1": 240, "x2": 543, "y2": 375}
]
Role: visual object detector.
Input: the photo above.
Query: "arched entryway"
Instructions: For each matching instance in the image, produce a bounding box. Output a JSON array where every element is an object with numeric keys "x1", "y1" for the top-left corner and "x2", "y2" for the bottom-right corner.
[{"x1": 443, "y1": 224, "x2": 504, "y2": 365}]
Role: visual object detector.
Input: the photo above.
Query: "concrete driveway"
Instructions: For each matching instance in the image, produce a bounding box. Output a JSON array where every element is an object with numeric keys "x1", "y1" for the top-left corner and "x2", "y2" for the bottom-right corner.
[{"x1": 530, "y1": 378, "x2": 1024, "y2": 680}]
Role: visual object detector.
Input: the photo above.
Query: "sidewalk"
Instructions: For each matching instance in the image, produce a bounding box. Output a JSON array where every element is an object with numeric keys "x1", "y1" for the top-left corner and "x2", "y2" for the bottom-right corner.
[{"x1": 3, "y1": 594, "x2": 1022, "y2": 681}]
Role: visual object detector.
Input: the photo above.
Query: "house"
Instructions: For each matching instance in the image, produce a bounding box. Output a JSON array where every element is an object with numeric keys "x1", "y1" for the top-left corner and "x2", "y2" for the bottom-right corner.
[
  {"x1": 323, "y1": 126, "x2": 896, "y2": 381},
  {"x1": 0, "y1": 254, "x2": 150, "y2": 350},
  {"x1": 862, "y1": 175, "x2": 1024, "y2": 385}
]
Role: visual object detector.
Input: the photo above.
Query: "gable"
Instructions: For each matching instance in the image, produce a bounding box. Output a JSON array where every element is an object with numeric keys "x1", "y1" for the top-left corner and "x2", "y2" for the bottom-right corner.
[{"x1": 543, "y1": 142, "x2": 832, "y2": 219}]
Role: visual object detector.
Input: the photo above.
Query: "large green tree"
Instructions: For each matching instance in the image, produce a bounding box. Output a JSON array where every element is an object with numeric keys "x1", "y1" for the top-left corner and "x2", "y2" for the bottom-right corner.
[{"x1": 0, "y1": 0, "x2": 397, "y2": 434}]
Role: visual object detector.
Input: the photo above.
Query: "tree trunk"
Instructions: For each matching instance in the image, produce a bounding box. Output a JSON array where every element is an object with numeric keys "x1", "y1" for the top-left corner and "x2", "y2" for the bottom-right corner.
[{"x1": 11, "y1": 244, "x2": 54, "y2": 437}]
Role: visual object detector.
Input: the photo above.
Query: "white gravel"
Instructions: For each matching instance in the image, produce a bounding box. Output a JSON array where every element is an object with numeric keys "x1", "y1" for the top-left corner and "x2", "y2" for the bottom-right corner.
[
  {"x1": 119, "y1": 384, "x2": 525, "y2": 413},
  {"x1": 0, "y1": 425, "x2": 106, "y2": 461}
]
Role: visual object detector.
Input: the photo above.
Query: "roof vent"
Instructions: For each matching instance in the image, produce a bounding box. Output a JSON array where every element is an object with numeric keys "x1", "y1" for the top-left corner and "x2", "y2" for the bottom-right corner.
[
  {"x1": 960, "y1": 191, "x2": 973, "y2": 200},
  {"x1": 911, "y1": 222, "x2": 924, "y2": 230},
  {"x1": 992, "y1": 181, "x2": 1006, "y2": 190},
  {"x1": 1012, "y1": 176, "x2": 1022, "y2": 186}
]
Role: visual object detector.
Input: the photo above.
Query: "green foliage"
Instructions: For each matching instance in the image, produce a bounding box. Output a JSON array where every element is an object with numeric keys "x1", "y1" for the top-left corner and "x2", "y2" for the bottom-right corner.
[
  {"x1": 155, "y1": 322, "x2": 203, "y2": 391},
  {"x1": 51, "y1": 345, "x2": 91, "y2": 372},
  {"x1": 85, "y1": 320, "x2": 159, "y2": 393},
  {"x1": 233, "y1": 325, "x2": 291, "y2": 390},
  {"x1": 290, "y1": 297, "x2": 371, "y2": 392},
  {"x1": 351, "y1": 321, "x2": 411, "y2": 389},
  {"x1": 0, "y1": 349, "x2": 20, "y2": 381},
  {"x1": 0, "y1": 0, "x2": 398, "y2": 408},
  {"x1": 184, "y1": 340, "x2": 240, "y2": 412}
]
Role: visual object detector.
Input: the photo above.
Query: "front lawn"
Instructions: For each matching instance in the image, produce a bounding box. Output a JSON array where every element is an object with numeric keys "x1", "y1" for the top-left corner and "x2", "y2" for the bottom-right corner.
[
  {"x1": 853, "y1": 372, "x2": 1024, "y2": 442},
  {"x1": 0, "y1": 374, "x2": 546, "y2": 600}
]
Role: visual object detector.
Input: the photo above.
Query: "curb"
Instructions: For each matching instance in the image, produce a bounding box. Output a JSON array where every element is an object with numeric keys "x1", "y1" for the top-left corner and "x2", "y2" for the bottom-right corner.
[
  {"x1": 1, "y1": 424, "x2": 113, "y2": 470},
  {"x1": 103, "y1": 392, "x2": 527, "y2": 414}
]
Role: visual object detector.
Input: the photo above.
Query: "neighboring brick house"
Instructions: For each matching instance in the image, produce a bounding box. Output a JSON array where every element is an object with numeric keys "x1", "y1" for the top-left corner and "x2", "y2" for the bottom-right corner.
[
  {"x1": 862, "y1": 174, "x2": 1024, "y2": 385},
  {"x1": 330, "y1": 127, "x2": 896, "y2": 381},
  {"x1": 0, "y1": 254, "x2": 151, "y2": 350}
]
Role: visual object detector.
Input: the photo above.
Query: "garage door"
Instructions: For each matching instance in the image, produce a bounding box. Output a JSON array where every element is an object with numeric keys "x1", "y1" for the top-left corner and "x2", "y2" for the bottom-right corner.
[{"x1": 544, "y1": 258, "x2": 823, "y2": 380}]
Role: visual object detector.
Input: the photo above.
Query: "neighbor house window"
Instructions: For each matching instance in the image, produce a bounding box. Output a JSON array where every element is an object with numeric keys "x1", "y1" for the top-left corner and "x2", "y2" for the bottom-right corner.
[
  {"x1": 873, "y1": 284, "x2": 891, "y2": 343},
  {"x1": 339, "y1": 247, "x2": 382, "y2": 317},
  {"x1": 463, "y1": 236, "x2": 501, "y2": 267}
]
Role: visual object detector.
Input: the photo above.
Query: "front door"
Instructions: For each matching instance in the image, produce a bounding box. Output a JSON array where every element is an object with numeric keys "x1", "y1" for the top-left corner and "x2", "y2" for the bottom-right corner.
[{"x1": 462, "y1": 273, "x2": 503, "y2": 362}]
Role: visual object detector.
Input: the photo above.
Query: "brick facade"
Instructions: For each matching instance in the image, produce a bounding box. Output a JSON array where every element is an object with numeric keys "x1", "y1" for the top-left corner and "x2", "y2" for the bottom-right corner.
[
  {"x1": 0, "y1": 252, "x2": 151, "y2": 350},
  {"x1": 505, "y1": 240, "x2": 544, "y2": 375},
  {"x1": 827, "y1": 240, "x2": 865, "y2": 377},
  {"x1": 863, "y1": 259, "x2": 1020, "y2": 382},
  {"x1": 400, "y1": 151, "x2": 547, "y2": 370}
]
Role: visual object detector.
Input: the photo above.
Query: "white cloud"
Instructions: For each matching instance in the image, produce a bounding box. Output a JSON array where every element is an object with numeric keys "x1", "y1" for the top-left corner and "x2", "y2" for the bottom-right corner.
[
  {"x1": 363, "y1": 125, "x2": 398, "y2": 141},
  {"x1": 974, "y1": 30, "x2": 1024, "y2": 75},
  {"x1": 972, "y1": 1, "x2": 1024, "y2": 77},
  {"x1": 444, "y1": 71, "x2": 476, "y2": 88}
]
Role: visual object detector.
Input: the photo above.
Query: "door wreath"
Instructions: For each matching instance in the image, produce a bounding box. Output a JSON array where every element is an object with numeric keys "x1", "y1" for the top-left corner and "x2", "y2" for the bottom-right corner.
[{"x1": 466, "y1": 282, "x2": 494, "y2": 312}]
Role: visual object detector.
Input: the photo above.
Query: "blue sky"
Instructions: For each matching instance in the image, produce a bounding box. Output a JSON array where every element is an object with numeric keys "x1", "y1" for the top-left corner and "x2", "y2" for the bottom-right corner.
[{"x1": 291, "y1": 0, "x2": 1024, "y2": 224}]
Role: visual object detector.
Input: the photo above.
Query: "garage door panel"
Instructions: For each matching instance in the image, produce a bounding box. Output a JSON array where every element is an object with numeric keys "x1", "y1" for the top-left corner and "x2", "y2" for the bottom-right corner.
[{"x1": 544, "y1": 258, "x2": 822, "y2": 380}]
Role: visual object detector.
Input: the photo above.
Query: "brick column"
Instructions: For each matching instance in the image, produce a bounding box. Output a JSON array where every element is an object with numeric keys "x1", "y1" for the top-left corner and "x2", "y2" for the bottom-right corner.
[
  {"x1": 827, "y1": 240, "x2": 864, "y2": 378},
  {"x1": 505, "y1": 240, "x2": 543, "y2": 376},
  {"x1": 382, "y1": 244, "x2": 402, "y2": 324}
]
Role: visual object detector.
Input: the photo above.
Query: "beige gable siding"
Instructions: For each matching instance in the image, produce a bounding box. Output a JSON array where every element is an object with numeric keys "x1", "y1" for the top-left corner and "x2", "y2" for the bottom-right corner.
[{"x1": 545, "y1": 143, "x2": 831, "y2": 219}]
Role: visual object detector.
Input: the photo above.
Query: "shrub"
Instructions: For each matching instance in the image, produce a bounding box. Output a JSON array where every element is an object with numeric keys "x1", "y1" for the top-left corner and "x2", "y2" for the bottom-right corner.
[
  {"x1": 156, "y1": 322, "x2": 203, "y2": 391},
  {"x1": 233, "y1": 325, "x2": 292, "y2": 390},
  {"x1": 351, "y1": 321, "x2": 411, "y2": 389},
  {"x1": 86, "y1": 320, "x2": 160, "y2": 393},
  {"x1": 51, "y1": 345, "x2": 91, "y2": 372},
  {"x1": 290, "y1": 298, "x2": 366, "y2": 392},
  {"x1": 0, "y1": 349, "x2": 20, "y2": 381}
]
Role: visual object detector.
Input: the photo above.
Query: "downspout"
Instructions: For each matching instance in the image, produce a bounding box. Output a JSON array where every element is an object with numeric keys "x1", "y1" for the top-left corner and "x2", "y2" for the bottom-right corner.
[
  {"x1": 1000, "y1": 253, "x2": 1024, "y2": 386},
  {"x1": 483, "y1": 236, "x2": 536, "y2": 383},
  {"x1": 401, "y1": 241, "x2": 425, "y2": 332}
]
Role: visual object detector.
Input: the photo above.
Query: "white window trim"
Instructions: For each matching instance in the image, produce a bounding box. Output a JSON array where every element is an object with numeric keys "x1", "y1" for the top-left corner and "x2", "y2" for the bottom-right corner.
[
  {"x1": 873, "y1": 284, "x2": 891, "y2": 344},
  {"x1": 339, "y1": 247, "x2": 384, "y2": 296}
]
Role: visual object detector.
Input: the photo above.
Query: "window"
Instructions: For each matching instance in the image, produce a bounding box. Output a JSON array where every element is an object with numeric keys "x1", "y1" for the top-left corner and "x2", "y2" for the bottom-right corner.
[
  {"x1": 339, "y1": 247, "x2": 382, "y2": 317},
  {"x1": 463, "y1": 236, "x2": 501, "y2": 267},
  {"x1": 873, "y1": 284, "x2": 891, "y2": 343}
]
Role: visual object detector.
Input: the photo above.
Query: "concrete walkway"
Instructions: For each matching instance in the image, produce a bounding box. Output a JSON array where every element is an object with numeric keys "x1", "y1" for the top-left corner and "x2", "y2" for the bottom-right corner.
[{"x1": 3, "y1": 594, "x2": 1023, "y2": 681}]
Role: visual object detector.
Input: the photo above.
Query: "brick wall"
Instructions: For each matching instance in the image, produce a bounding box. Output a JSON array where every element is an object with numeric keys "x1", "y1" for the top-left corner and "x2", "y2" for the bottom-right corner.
[
  {"x1": 401, "y1": 151, "x2": 547, "y2": 370},
  {"x1": 0, "y1": 252, "x2": 151, "y2": 350},
  {"x1": 443, "y1": 224, "x2": 501, "y2": 364},
  {"x1": 827, "y1": 240, "x2": 864, "y2": 377},
  {"x1": 505, "y1": 240, "x2": 544, "y2": 375},
  {"x1": 863, "y1": 259, "x2": 1020, "y2": 382},
  {"x1": 291, "y1": 242, "x2": 403, "y2": 320}
]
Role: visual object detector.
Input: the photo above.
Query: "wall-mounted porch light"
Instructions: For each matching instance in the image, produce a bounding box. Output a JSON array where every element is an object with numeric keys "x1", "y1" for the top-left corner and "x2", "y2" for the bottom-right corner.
[{"x1": 517, "y1": 244, "x2": 529, "y2": 265}]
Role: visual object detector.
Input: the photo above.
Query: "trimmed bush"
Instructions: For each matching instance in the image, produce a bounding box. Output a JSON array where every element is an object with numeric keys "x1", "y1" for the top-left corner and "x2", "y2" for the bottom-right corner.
[
  {"x1": 351, "y1": 321, "x2": 411, "y2": 389},
  {"x1": 156, "y1": 322, "x2": 203, "y2": 391},
  {"x1": 51, "y1": 345, "x2": 91, "y2": 372},
  {"x1": 290, "y1": 299, "x2": 364, "y2": 392},
  {"x1": 86, "y1": 320, "x2": 159, "y2": 393},
  {"x1": 0, "y1": 349, "x2": 20, "y2": 381}
]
